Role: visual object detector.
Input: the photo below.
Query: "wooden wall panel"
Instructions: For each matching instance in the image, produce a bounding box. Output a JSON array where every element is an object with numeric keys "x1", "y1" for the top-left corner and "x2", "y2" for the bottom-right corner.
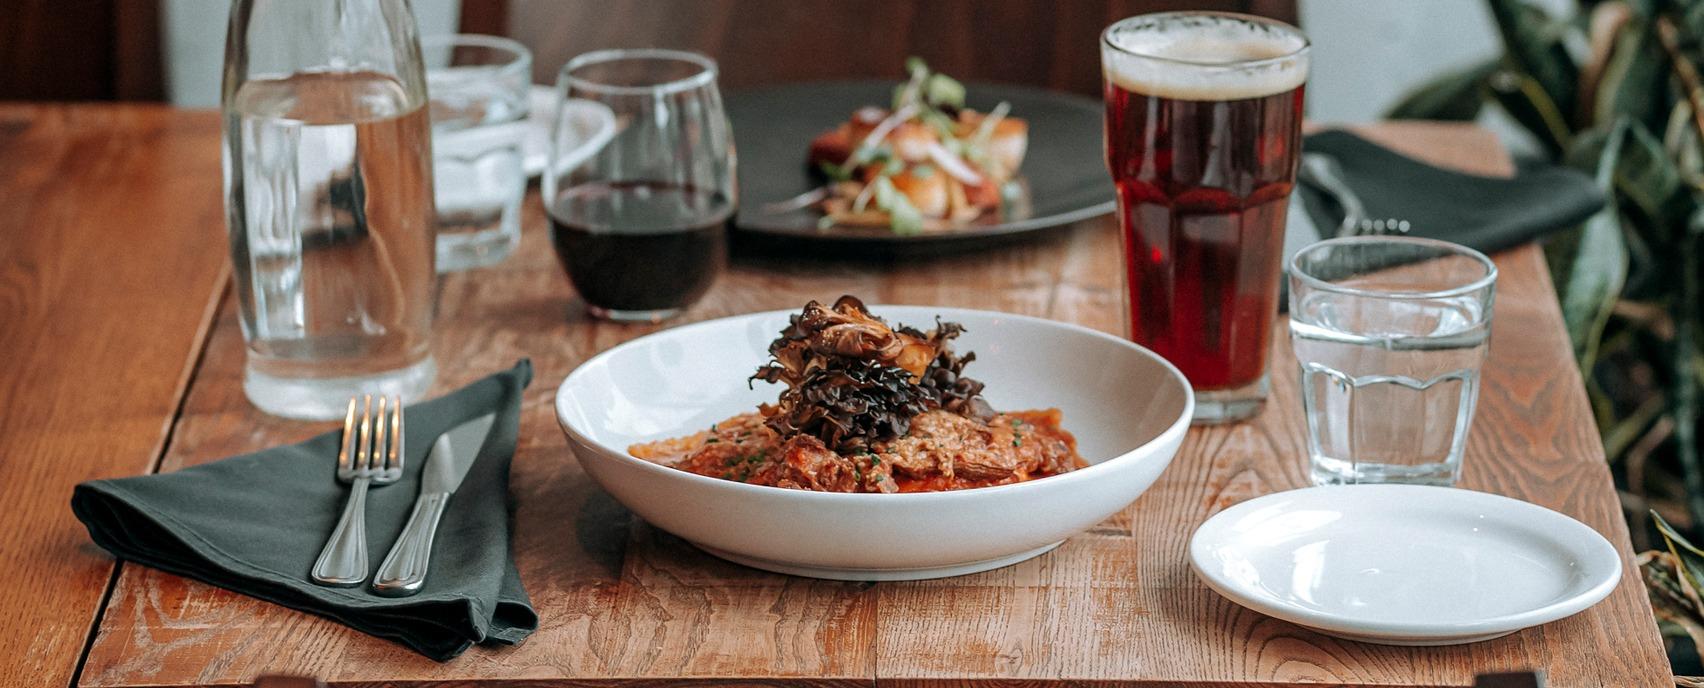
[{"x1": 505, "y1": 0, "x2": 1297, "y2": 94}]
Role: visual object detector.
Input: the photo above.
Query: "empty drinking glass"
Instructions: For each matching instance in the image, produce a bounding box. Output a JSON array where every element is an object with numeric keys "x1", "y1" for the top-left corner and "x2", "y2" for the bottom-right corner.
[
  {"x1": 1288, "y1": 237, "x2": 1497, "y2": 485},
  {"x1": 422, "y1": 34, "x2": 531, "y2": 272}
]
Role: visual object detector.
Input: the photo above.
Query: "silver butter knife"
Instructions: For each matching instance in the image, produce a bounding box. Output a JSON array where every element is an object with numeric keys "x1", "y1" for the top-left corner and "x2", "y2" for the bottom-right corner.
[{"x1": 371, "y1": 413, "x2": 497, "y2": 597}]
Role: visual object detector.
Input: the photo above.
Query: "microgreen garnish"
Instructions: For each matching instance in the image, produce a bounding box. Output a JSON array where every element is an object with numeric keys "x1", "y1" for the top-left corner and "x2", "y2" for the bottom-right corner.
[
  {"x1": 818, "y1": 161, "x2": 852, "y2": 182},
  {"x1": 868, "y1": 176, "x2": 924, "y2": 235}
]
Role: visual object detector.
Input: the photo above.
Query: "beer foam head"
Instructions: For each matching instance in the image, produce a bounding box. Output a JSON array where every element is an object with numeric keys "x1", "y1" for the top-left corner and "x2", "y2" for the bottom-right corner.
[{"x1": 1103, "y1": 13, "x2": 1308, "y2": 101}]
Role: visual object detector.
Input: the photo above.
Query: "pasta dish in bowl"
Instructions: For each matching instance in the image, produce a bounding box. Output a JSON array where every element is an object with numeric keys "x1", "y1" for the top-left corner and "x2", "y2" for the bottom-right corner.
[
  {"x1": 630, "y1": 296, "x2": 1085, "y2": 492},
  {"x1": 554, "y1": 299, "x2": 1192, "y2": 580}
]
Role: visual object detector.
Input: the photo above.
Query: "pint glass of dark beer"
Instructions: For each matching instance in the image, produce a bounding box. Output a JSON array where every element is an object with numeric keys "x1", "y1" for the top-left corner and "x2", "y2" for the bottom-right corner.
[{"x1": 1101, "y1": 12, "x2": 1308, "y2": 423}]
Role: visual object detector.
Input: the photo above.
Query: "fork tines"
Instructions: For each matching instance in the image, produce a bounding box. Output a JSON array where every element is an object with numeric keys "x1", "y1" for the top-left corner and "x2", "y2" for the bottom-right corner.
[
  {"x1": 385, "y1": 395, "x2": 403, "y2": 479},
  {"x1": 341, "y1": 394, "x2": 404, "y2": 478}
]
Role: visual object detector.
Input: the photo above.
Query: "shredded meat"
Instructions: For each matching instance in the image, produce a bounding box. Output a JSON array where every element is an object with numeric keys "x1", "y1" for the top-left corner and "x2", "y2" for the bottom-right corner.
[{"x1": 630, "y1": 409, "x2": 1081, "y2": 493}]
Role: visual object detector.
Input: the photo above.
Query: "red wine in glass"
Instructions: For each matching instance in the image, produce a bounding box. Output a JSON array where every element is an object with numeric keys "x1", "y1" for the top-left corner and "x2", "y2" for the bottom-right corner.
[{"x1": 548, "y1": 181, "x2": 729, "y2": 321}]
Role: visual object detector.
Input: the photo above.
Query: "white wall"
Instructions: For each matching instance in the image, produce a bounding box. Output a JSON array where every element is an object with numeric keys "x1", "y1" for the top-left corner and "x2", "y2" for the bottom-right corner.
[
  {"x1": 1298, "y1": 0, "x2": 1575, "y2": 154},
  {"x1": 162, "y1": 0, "x2": 462, "y2": 107}
]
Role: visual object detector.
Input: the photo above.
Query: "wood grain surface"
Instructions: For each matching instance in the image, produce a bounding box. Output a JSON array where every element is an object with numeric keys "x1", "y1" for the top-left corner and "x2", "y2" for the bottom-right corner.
[
  {"x1": 63, "y1": 120, "x2": 1671, "y2": 687},
  {"x1": 0, "y1": 106, "x2": 228, "y2": 688}
]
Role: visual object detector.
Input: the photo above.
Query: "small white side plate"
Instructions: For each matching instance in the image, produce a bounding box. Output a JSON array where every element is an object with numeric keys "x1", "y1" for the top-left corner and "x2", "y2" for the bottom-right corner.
[{"x1": 1189, "y1": 484, "x2": 1621, "y2": 646}]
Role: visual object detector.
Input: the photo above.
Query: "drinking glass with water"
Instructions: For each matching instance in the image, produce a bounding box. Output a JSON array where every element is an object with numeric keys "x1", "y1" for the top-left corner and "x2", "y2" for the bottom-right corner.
[
  {"x1": 1288, "y1": 237, "x2": 1497, "y2": 485},
  {"x1": 422, "y1": 34, "x2": 531, "y2": 272}
]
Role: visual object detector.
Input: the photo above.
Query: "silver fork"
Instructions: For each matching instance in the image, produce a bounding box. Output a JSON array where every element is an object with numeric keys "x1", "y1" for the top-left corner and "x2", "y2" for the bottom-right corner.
[
  {"x1": 1298, "y1": 153, "x2": 1413, "y2": 237},
  {"x1": 310, "y1": 394, "x2": 404, "y2": 587}
]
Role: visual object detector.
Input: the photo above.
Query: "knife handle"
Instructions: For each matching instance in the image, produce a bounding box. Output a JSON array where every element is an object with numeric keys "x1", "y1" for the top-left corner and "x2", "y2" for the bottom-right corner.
[{"x1": 371, "y1": 492, "x2": 449, "y2": 597}]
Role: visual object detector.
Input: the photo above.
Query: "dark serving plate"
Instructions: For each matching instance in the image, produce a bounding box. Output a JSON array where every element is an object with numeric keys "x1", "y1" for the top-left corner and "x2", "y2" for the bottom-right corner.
[{"x1": 725, "y1": 81, "x2": 1115, "y2": 248}]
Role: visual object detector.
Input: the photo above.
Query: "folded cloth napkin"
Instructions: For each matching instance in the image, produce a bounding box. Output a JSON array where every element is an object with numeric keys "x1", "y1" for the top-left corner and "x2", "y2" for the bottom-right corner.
[
  {"x1": 71, "y1": 360, "x2": 538, "y2": 662},
  {"x1": 1275, "y1": 130, "x2": 1606, "y2": 309},
  {"x1": 1294, "y1": 129, "x2": 1606, "y2": 253}
]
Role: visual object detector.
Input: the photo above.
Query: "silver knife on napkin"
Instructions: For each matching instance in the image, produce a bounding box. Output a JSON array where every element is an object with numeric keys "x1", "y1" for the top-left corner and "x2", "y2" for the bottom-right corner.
[{"x1": 371, "y1": 413, "x2": 497, "y2": 597}]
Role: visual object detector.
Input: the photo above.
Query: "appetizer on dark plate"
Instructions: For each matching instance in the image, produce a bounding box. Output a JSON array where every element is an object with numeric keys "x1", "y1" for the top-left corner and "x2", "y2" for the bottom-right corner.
[{"x1": 764, "y1": 60, "x2": 1031, "y2": 235}]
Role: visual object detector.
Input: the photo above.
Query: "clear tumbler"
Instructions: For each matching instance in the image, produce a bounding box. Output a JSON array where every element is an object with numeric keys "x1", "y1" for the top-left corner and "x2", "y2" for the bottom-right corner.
[{"x1": 1289, "y1": 237, "x2": 1497, "y2": 485}]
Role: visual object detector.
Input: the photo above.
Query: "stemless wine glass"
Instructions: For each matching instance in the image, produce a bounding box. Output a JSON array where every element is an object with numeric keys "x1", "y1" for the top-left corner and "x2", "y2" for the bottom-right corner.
[{"x1": 545, "y1": 49, "x2": 735, "y2": 323}]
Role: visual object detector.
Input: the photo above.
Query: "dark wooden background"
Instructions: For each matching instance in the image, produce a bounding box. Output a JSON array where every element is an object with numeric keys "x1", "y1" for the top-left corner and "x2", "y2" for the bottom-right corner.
[
  {"x1": 503, "y1": 0, "x2": 1295, "y2": 95},
  {"x1": 1, "y1": 0, "x2": 1295, "y2": 101},
  {"x1": 0, "y1": 0, "x2": 164, "y2": 100}
]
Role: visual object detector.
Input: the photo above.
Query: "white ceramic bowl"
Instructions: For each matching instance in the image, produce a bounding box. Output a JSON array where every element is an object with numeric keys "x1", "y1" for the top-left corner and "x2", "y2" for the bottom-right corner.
[{"x1": 554, "y1": 306, "x2": 1193, "y2": 580}]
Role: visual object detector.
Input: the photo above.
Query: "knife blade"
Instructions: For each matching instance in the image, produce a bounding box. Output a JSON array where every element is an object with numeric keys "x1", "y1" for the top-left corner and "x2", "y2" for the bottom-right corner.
[{"x1": 371, "y1": 413, "x2": 496, "y2": 597}]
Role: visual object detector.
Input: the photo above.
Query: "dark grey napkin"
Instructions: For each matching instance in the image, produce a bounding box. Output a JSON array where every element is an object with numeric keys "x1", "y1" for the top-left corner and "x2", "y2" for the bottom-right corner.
[
  {"x1": 71, "y1": 360, "x2": 537, "y2": 661},
  {"x1": 1276, "y1": 130, "x2": 1606, "y2": 308},
  {"x1": 1296, "y1": 129, "x2": 1605, "y2": 252}
]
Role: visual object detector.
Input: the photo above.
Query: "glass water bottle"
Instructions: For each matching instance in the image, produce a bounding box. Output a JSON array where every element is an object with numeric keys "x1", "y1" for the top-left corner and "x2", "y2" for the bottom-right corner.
[{"x1": 221, "y1": 0, "x2": 438, "y2": 420}]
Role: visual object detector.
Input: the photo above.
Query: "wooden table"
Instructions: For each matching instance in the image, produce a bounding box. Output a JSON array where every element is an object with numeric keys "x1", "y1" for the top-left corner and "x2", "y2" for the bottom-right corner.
[{"x1": 0, "y1": 104, "x2": 1673, "y2": 687}]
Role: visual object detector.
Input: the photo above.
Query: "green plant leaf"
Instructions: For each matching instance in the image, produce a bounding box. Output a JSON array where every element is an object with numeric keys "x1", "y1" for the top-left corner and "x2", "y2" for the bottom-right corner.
[
  {"x1": 1665, "y1": 101, "x2": 1704, "y2": 189},
  {"x1": 1487, "y1": 0, "x2": 1580, "y2": 129},
  {"x1": 1653, "y1": 511, "x2": 1704, "y2": 600},
  {"x1": 1386, "y1": 59, "x2": 1498, "y2": 120},
  {"x1": 1489, "y1": 68, "x2": 1575, "y2": 155},
  {"x1": 1594, "y1": 18, "x2": 1670, "y2": 132},
  {"x1": 1564, "y1": 122, "x2": 1613, "y2": 169},
  {"x1": 1604, "y1": 394, "x2": 1668, "y2": 460},
  {"x1": 1557, "y1": 121, "x2": 1630, "y2": 367},
  {"x1": 1618, "y1": 120, "x2": 1688, "y2": 232},
  {"x1": 1673, "y1": 210, "x2": 1704, "y2": 527},
  {"x1": 1682, "y1": 0, "x2": 1704, "y2": 45}
]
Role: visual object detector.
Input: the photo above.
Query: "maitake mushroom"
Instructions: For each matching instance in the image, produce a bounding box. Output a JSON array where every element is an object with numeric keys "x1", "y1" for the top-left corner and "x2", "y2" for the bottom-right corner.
[{"x1": 750, "y1": 295, "x2": 991, "y2": 452}]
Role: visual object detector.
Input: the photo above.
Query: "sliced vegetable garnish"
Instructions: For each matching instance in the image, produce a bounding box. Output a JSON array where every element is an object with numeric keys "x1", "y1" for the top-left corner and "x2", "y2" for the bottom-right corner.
[{"x1": 804, "y1": 58, "x2": 1027, "y2": 235}]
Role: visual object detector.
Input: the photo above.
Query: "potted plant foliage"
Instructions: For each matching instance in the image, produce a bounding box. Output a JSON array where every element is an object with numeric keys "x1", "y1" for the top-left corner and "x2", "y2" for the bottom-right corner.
[{"x1": 1391, "y1": 0, "x2": 1704, "y2": 672}]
